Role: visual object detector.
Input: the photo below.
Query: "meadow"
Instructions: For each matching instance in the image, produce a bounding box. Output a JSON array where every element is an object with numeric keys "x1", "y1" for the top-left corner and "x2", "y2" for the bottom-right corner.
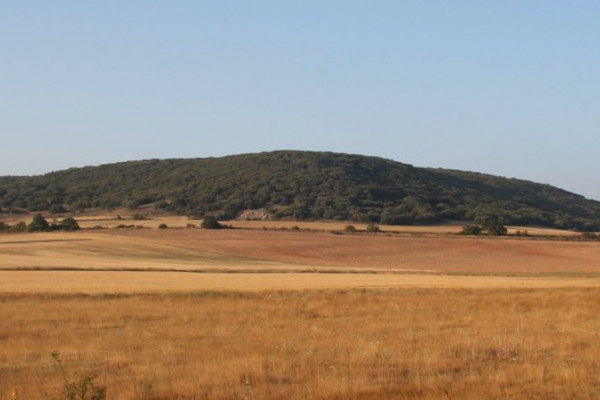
[
  {"x1": 3, "y1": 288, "x2": 600, "y2": 399},
  {"x1": 1, "y1": 224, "x2": 600, "y2": 399}
]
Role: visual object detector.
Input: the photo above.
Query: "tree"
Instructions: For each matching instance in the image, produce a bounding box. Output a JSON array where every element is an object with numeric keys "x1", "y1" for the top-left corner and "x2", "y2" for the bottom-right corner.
[
  {"x1": 49, "y1": 204, "x2": 66, "y2": 214},
  {"x1": 201, "y1": 216, "x2": 223, "y2": 229},
  {"x1": 28, "y1": 213, "x2": 50, "y2": 232},
  {"x1": 59, "y1": 217, "x2": 81, "y2": 231},
  {"x1": 475, "y1": 216, "x2": 507, "y2": 236},
  {"x1": 461, "y1": 225, "x2": 483, "y2": 235}
]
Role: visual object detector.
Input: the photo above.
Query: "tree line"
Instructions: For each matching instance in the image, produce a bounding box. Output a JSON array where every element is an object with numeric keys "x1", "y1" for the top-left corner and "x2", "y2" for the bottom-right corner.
[{"x1": 0, "y1": 214, "x2": 80, "y2": 233}]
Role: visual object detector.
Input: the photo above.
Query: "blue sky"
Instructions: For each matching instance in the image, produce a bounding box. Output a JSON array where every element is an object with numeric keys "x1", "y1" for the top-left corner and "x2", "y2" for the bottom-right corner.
[{"x1": 1, "y1": 1, "x2": 599, "y2": 200}]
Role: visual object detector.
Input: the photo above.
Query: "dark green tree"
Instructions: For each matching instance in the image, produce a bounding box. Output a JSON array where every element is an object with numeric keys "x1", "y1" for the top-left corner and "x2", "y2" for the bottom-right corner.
[
  {"x1": 59, "y1": 217, "x2": 81, "y2": 231},
  {"x1": 28, "y1": 213, "x2": 50, "y2": 232},
  {"x1": 49, "y1": 203, "x2": 66, "y2": 214},
  {"x1": 476, "y1": 216, "x2": 507, "y2": 236},
  {"x1": 201, "y1": 216, "x2": 223, "y2": 229},
  {"x1": 461, "y1": 225, "x2": 483, "y2": 235}
]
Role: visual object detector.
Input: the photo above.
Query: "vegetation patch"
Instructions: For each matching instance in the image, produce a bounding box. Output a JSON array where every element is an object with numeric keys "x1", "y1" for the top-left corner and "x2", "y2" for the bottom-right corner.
[{"x1": 1, "y1": 151, "x2": 598, "y2": 230}]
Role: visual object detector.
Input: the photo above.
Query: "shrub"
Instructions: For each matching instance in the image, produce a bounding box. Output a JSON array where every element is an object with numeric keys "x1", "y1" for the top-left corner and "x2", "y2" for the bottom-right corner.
[
  {"x1": 60, "y1": 217, "x2": 81, "y2": 231},
  {"x1": 476, "y1": 216, "x2": 507, "y2": 236},
  {"x1": 115, "y1": 224, "x2": 134, "y2": 229},
  {"x1": 344, "y1": 225, "x2": 356, "y2": 232},
  {"x1": 366, "y1": 223, "x2": 380, "y2": 233},
  {"x1": 581, "y1": 232, "x2": 598, "y2": 240},
  {"x1": 461, "y1": 225, "x2": 483, "y2": 235},
  {"x1": 50, "y1": 351, "x2": 106, "y2": 400},
  {"x1": 158, "y1": 223, "x2": 168, "y2": 229},
  {"x1": 132, "y1": 213, "x2": 146, "y2": 221},
  {"x1": 11, "y1": 221, "x2": 27, "y2": 232},
  {"x1": 201, "y1": 216, "x2": 223, "y2": 229}
]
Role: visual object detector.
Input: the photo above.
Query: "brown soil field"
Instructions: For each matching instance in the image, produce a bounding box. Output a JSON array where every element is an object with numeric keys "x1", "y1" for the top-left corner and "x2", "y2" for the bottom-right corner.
[
  {"x1": 2, "y1": 230, "x2": 599, "y2": 276},
  {"x1": 3, "y1": 288, "x2": 600, "y2": 399},
  {"x1": 115, "y1": 229, "x2": 600, "y2": 274}
]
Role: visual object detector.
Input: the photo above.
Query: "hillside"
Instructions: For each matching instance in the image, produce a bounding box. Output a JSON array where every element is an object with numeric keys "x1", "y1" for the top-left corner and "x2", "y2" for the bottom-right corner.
[{"x1": 1, "y1": 151, "x2": 599, "y2": 230}]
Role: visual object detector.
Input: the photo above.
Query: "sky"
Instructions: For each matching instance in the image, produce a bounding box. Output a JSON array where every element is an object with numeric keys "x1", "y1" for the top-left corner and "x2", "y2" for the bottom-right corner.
[{"x1": 1, "y1": 1, "x2": 599, "y2": 200}]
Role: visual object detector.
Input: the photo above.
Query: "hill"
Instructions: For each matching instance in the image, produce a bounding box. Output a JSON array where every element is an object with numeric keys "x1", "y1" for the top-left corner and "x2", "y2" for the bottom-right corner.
[{"x1": 1, "y1": 151, "x2": 599, "y2": 230}]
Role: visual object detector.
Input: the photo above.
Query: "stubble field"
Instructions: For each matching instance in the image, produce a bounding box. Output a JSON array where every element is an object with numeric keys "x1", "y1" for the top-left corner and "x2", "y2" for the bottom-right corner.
[{"x1": 1, "y1": 226, "x2": 600, "y2": 399}]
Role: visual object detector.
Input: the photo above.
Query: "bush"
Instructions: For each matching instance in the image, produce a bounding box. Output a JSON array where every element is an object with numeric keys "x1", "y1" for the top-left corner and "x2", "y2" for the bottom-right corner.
[
  {"x1": 344, "y1": 225, "x2": 356, "y2": 232},
  {"x1": 461, "y1": 225, "x2": 483, "y2": 235},
  {"x1": 476, "y1": 216, "x2": 507, "y2": 236},
  {"x1": 366, "y1": 223, "x2": 380, "y2": 233},
  {"x1": 50, "y1": 351, "x2": 106, "y2": 400},
  {"x1": 132, "y1": 213, "x2": 146, "y2": 221},
  {"x1": 581, "y1": 232, "x2": 598, "y2": 240},
  {"x1": 158, "y1": 223, "x2": 168, "y2": 229},
  {"x1": 59, "y1": 217, "x2": 81, "y2": 231},
  {"x1": 11, "y1": 221, "x2": 27, "y2": 232},
  {"x1": 201, "y1": 216, "x2": 223, "y2": 229}
]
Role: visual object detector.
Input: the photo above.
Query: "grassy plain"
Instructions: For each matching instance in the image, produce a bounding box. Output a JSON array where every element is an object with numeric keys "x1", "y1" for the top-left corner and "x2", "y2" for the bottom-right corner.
[
  {"x1": 1, "y1": 227, "x2": 600, "y2": 399},
  {"x1": 3, "y1": 289, "x2": 600, "y2": 399}
]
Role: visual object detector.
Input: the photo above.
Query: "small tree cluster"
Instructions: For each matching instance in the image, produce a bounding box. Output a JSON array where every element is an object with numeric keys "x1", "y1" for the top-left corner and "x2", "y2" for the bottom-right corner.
[
  {"x1": 0, "y1": 221, "x2": 27, "y2": 233},
  {"x1": 201, "y1": 216, "x2": 224, "y2": 229},
  {"x1": 461, "y1": 216, "x2": 507, "y2": 236},
  {"x1": 27, "y1": 214, "x2": 81, "y2": 232}
]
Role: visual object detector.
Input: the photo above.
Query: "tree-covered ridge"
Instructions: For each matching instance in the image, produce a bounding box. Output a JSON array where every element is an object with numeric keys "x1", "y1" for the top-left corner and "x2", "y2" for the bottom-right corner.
[{"x1": 1, "y1": 150, "x2": 599, "y2": 230}]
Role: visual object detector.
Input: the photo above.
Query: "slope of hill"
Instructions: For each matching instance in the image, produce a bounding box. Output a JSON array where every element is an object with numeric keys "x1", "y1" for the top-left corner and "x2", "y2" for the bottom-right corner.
[{"x1": 1, "y1": 151, "x2": 598, "y2": 230}]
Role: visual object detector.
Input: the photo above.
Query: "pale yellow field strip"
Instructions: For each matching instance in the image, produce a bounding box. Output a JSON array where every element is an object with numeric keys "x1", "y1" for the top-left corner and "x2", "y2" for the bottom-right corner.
[{"x1": 1, "y1": 270, "x2": 599, "y2": 293}]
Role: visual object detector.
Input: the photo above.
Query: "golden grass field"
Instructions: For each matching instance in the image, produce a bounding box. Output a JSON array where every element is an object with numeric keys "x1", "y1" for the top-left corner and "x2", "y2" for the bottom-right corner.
[
  {"x1": 3, "y1": 288, "x2": 600, "y2": 399},
  {"x1": 1, "y1": 224, "x2": 600, "y2": 399}
]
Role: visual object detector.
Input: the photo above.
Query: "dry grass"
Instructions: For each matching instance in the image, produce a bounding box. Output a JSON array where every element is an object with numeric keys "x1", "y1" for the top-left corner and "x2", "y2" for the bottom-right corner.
[
  {"x1": 116, "y1": 229, "x2": 600, "y2": 274},
  {"x1": 0, "y1": 232, "x2": 295, "y2": 271},
  {"x1": 2, "y1": 270, "x2": 599, "y2": 294},
  {"x1": 2, "y1": 230, "x2": 599, "y2": 275},
  {"x1": 2, "y1": 288, "x2": 600, "y2": 399},
  {"x1": 2, "y1": 229, "x2": 600, "y2": 398}
]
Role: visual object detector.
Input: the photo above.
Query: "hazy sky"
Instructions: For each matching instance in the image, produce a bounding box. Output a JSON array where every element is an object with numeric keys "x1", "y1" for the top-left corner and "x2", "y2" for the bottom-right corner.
[{"x1": 1, "y1": 1, "x2": 599, "y2": 200}]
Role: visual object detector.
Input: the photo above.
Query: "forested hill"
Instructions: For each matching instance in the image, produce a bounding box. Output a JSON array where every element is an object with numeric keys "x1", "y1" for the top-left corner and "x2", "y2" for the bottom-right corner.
[{"x1": 1, "y1": 151, "x2": 599, "y2": 230}]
